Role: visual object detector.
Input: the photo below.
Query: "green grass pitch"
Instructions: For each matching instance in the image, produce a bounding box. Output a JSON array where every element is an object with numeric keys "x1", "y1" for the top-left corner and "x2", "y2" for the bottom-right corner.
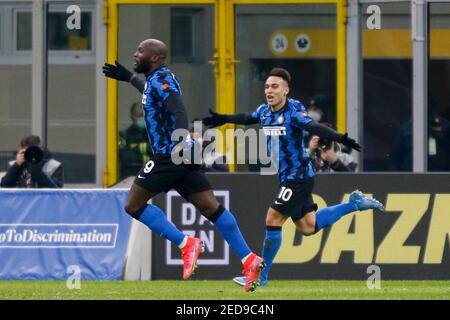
[{"x1": 0, "y1": 280, "x2": 448, "y2": 300}]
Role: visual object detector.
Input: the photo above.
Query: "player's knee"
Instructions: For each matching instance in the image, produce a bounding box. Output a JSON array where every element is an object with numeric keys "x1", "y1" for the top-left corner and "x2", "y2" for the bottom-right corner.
[
  {"x1": 199, "y1": 203, "x2": 218, "y2": 217},
  {"x1": 124, "y1": 203, "x2": 134, "y2": 215},
  {"x1": 197, "y1": 204, "x2": 211, "y2": 215},
  {"x1": 266, "y1": 215, "x2": 283, "y2": 226},
  {"x1": 300, "y1": 228, "x2": 316, "y2": 236},
  {"x1": 295, "y1": 221, "x2": 316, "y2": 236},
  {"x1": 194, "y1": 198, "x2": 220, "y2": 217},
  {"x1": 124, "y1": 202, "x2": 141, "y2": 219},
  {"x1": 265, "y1": 216, "x2": 275, "y2": 226}
]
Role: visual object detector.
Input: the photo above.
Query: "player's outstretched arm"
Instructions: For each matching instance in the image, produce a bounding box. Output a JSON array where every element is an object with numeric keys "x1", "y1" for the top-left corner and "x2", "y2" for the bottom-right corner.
[
  {"x1": 102, "y1": 60, "x2": 145, "y2": 94},
  {"x1": 304, "y1": 121, "x2": 361, "y2": 152},
  {"x1": 202, "y1": 109, "x2": 258, "y2": 128}
]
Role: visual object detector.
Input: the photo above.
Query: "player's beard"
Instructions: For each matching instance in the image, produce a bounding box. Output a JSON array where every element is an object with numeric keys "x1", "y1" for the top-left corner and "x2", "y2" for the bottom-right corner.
[{"x1": 134, "y1": 59, "x2": 151, "y2": 74}]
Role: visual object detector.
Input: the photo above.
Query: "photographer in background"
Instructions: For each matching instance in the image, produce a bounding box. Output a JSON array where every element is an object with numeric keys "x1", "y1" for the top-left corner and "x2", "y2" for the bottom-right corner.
[
  {"x1": 119, "y1": 102, "x2": 151, "y2": 179},
  {"x1": 0, "y1": 135, "x2": 63, "y2": 188},
  {"x1": 308, "y1": 134, "x2": 357, "y2": 173}
]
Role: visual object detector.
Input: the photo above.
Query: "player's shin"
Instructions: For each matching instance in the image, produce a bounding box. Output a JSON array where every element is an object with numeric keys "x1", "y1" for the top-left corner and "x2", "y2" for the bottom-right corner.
[
  {"x1": 134, "y1": 204, "x2": 185, "y2": 245},
  {"x1": 260, "y1": 226, "x2": 282, "y2": 285},
  {"x1": 207, "y1": 205, "x2": 252, "y2": 260},
  {"x1": 314, "y1": 202, "x2": 358, "y2": 232}
]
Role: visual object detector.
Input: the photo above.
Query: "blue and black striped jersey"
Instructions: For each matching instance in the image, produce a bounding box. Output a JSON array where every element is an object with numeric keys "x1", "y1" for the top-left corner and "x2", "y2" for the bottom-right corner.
[
  {"x1": 250, "y1": 98, "x2": 315, "y2": 183},
  {"x1": 141, "y1": 66, "x2": 182, "y2": 157}
]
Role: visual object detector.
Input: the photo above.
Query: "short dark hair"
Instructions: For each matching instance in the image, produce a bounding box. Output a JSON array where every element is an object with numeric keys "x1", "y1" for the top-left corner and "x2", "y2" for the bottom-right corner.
[
  {"x1": 130, "y1": 101, "x2": 141, "y2": 115},
  {"x1": 20, "y1": 135, "x2": 41, "y2": 148},
  {"x1": 267, "y1": 68, "x2": 291, "y2": 86}
]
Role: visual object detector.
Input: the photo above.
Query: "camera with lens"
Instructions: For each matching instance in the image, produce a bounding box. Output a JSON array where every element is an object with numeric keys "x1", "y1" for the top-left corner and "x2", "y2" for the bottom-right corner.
[{"x1": 24, "y1": 146, "x2": 44, "y2": 164}]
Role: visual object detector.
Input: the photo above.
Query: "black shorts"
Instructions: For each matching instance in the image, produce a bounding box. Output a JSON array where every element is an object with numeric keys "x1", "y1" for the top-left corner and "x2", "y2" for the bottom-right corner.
[
  {"x1": 134, "y1": 157, "x2": 212, "y2": 200},
  {"x1": 270, "y1": 178, "x2": 318, "y2": 222}
]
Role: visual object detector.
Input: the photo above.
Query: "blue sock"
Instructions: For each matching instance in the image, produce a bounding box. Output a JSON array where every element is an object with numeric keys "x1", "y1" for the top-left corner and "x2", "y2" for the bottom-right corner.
[
  {"x1": 260, "y1": 227, "x2": 282, "y2": 285},
  {"x1": 210, "y1": 207, "x2": 251, "y2": 260},
  {"x1": 315, "y1": 202, "x2": 358, "y2": 232},
  {"x1": 137, "y1": 204, "x2": 185, "y2": 246}
]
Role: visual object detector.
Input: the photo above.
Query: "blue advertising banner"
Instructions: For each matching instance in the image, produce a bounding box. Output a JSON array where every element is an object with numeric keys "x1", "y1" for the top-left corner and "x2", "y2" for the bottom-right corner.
[{"x1": 0, "y1": 189, "x2": 132, "y2": 280}]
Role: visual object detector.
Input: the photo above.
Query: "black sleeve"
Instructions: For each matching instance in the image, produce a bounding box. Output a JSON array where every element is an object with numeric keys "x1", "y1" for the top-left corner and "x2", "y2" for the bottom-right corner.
[
  {"x1": 346, "y1": 162, "x2": 358, "y2": 172},
  {"x1": 29, "y1": 164, "x2": 63, "y2": 188},
  {"x1": 222, "y1": 113, "x2": 259, "y2": 125},
  {"x1": 330, "y1": 159, "x2": 352, "y2": 172},
  {"x1": 0, "y1": 163, "x2": 23, "y2": 187},
  {"x1": 164, "y1": 93, "x2": 189, "y2": 130},
  {"x1": 304, "y1": 121, "x2": 342, "y2": 141},
  {"x1": 130, "y1": 76, "x2": 145, "y2": 94}
]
